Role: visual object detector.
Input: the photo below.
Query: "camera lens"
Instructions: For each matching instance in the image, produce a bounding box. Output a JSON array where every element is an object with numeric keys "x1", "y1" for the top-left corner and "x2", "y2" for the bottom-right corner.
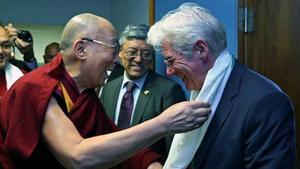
[{"x1": 17, "y1": 30, "x2": 33, "y2": 43}]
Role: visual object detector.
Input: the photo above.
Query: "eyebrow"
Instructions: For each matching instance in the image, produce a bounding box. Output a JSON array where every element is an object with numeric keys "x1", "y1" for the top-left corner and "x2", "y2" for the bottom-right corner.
[
  {"x1": 163, "y1": 56, "x2": 173, "y2": 60},
  {"x1": 0, "y1": 40, "x2": 10, "y2": 44}
]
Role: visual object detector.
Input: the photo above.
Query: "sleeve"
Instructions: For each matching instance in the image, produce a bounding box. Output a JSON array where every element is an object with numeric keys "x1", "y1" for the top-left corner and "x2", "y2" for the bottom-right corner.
[
  {"x1": 22, "y1": 49, "x2": 38, "y2": 70},
  {"x1": 1, "y1": 83, "x2": 41, "y2": 160},
  {"x1": 97, "y1": 101, "x2": 163, "y2": 169},
  {"x1": 1, "y1": 76, "x2": 55, "y2": 161},
  {"x1": 244, "y1": 92, "x2": 297, "y2": 169}
]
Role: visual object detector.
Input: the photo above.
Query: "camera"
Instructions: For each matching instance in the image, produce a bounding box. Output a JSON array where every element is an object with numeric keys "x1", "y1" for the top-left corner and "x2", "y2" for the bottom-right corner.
[{"x1": 17, "y1": 30, "x2": 33, "y2": 43}]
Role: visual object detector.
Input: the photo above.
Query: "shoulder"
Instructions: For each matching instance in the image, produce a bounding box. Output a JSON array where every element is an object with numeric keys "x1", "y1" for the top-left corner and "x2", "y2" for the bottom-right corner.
[
  {"x1": 9, "y1": 59, "x2": 31, "y2": 72},
  {"x1": 232, "y1": 63, "x2": 293, "y2": 119},
  {"x1": 103, "y1": 74, "x2": 123, "y2": 88},
  {"x1": 230, "y1": 62, "x2": 283, "y2": 99},
  {"x1": 8, "y1": 65, "x2": 58, "y2": 98}
]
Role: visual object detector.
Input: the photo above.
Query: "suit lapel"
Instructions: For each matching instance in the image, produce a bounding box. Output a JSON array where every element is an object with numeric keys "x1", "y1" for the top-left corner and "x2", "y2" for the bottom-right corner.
[
  {"x1": 105, "y1": 76, "x2": 123, "y2": 120},
  {"x1": 131, "y1": 72, "x2": 154, "y2": 126},
  {"x1": 193, "y1": 62, "x2": 246, "y2": 168}
]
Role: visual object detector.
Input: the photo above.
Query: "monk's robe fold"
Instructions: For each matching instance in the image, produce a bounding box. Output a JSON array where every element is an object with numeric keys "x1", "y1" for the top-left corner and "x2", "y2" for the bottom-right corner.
[{"x1": 0, "y1": 54, "x2": 161, "y2": 169}]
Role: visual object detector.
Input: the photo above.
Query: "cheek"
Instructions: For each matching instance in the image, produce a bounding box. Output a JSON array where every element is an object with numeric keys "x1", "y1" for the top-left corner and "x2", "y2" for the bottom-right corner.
[
  {"x1": 120, "y1": 59, "x2": 130, "y2": 69},
  {"x1": 173, "y1": 64, "x2": 191, "y2": 76}
]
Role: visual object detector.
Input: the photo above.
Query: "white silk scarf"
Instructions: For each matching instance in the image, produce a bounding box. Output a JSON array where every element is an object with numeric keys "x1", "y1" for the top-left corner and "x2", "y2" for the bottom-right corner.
[
  {"x1": 163, "y1": 50, "x2": 234, "y2": 169},
  {"x1": 5, "y1": 62, "x2": 24, "y2": 89}
]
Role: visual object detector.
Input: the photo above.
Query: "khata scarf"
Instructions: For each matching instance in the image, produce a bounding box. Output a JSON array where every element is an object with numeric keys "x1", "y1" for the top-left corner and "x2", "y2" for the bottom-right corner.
[
  {"x1": 163, "y1": 50, "x2": 234, "y2": 169},
  {"x1": 5, "y1": 62, "x2": 24, "y2": 90}
]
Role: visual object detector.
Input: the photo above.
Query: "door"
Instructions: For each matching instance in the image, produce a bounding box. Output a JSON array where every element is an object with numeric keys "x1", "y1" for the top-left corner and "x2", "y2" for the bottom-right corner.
[{"x1": 238, "y1": 0, "x2": 300, "y2": 164}]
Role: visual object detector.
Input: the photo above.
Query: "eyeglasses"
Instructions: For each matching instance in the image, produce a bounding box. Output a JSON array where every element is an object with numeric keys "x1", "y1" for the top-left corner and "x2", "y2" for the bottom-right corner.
[
  {"x1": 81, "y1": 38, "x2": 120, "y2": 56},
  {"x1": 122, "y1": 48, "x2": 153, "y2": 60},
  {"x1": 163, "y1": 57, "x2": 175, "y2": 67},
  {"x1": 0, "y1": 41, "x2": 13, "y2": 50}
]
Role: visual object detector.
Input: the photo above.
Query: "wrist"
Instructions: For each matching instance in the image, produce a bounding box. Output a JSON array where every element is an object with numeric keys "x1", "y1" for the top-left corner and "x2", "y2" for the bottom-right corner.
[
  {"x1": 23, "y1": 50, "x2": 35, "y2": 62},
  {"x1": 153, "y1": 115, "x2": 170, "y2": 136}
]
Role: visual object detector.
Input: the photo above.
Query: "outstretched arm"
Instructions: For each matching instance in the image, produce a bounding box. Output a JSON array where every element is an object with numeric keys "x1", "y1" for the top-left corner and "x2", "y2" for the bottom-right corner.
[{"x1": 42, "y1": 97, "x2": 210, "y2": 169}]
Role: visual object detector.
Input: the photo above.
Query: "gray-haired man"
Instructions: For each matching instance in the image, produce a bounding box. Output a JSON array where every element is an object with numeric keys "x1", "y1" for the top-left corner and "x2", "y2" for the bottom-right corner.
[{"x1": 100, "y1": 24, "x2": 186, "y2": 157}]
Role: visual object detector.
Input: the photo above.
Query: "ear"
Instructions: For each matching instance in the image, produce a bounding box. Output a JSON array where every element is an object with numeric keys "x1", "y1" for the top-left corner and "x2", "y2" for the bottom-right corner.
[
  {"x1": 73, "y1": 39, "x2": 87, "y2": 60},
  {"x1": 193, "y1": 39, "x2": 209, "y2": 62}
]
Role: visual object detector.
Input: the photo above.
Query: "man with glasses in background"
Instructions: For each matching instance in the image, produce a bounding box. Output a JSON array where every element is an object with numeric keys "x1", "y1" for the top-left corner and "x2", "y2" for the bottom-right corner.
[
  {"x1": 100, "y1": 24, "x2": 186, "y2": 157},
  {"x1": 0, "y1": 14, "x2": 211, "y2": 169}
]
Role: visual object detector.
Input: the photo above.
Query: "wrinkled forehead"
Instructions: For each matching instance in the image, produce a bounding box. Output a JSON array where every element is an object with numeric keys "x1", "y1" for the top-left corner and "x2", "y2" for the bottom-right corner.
[{"x1": 0, "y1": 27, "x2": 9, "y2": 43}]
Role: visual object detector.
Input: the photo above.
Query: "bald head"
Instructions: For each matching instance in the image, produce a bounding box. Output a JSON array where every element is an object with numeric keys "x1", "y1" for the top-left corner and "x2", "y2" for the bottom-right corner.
[
  {"x1": 60, "y1": 13, "x2": 117, "y2": 51},
  {"x1": 58, "y1": 13, "x2": 119, "y2": 90}
]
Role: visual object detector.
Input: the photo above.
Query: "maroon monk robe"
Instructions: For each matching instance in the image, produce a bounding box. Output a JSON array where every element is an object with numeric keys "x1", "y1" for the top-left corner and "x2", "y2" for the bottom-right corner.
[
  {"x1": 0, "y1": 75, "x2": 6, "y2": 99},
  {"x1": 0, "y1": 66, "x2": 27, "y2": 98},
  {"x1": 0, "y1": 54, "x2": 162, "y2": 169}
]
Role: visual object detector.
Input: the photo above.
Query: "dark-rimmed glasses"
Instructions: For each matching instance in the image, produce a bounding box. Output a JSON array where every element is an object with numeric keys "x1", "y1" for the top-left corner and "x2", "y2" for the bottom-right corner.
[
  {"x1": 81, "y1": 38, "x2": 120, "y2": 56},
  {"x1": 122, "y1": 48, "x2": 153, "y2": 60}
]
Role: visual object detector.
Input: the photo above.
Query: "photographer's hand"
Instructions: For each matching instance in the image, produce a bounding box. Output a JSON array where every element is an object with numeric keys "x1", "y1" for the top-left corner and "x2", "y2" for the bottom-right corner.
[
  {"x1": 5, "y1": 23, "x2": 33, "y2": 54},
  {"x1": 5, "y1": 23, "x2": 36, "y2": 66}
]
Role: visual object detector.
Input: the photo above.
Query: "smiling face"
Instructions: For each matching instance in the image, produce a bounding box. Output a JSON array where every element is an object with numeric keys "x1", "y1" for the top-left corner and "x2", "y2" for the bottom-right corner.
[
  {"x1": 119, "y1": 39, "x2": 153, "y2": 80},
  {"x1": 0, "y1": 27, "x2": 12, "y2": 71},
  {"x1": 161, "y1": 41, "x2": 213, "y2": 90},
  {"x1": 82, "y1": 26, "x2": 118, "y2": 88}
]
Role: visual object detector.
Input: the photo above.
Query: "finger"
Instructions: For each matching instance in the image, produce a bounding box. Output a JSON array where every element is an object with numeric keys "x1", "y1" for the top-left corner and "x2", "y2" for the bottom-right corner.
[
  {"x1": 194, "y1": 107, "x2": 211, "y2": 116},
  {"x1": 189, "y1": 121, "x2": 205, "y2": 131},
  {"x1": 189, "y1": 100, "x2": 210, "y2": 108},
  {"x1": 5, "y1": 29, "x2": 18, "y2": 38},
  {"x1": 5, "y1": 23, "x2": 14, "y2": 31},
  {"x1": 197, "y1": 115, "x2": 209, "y2": 123}
]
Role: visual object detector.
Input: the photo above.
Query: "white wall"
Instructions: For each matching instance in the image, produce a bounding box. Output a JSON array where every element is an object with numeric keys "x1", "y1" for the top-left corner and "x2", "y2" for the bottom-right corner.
[
  {"x1": 0, "y1": 0, "x2": 113, "y2": 64},
  {"x1": 0, "y1": 0, "x2": 112, "y2": 25},
  {"x1": 13, "y1": 24, "x2": 64, "y2": 64},
  {"x1": 111, "y1": 0, "x2": 149, "y2": 33},
  {"x1": 0, "y1": 0, "x2": 151, "y2": 64}
]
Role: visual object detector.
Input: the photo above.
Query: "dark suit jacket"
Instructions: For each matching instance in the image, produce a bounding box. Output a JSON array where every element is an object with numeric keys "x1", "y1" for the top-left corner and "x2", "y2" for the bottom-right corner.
[
  {"x1": 191, "y1": 61, "x2": 296, "y2": 169},
  {"x1": 100, "y1": 70, "x2": 186, "y2": 156}
]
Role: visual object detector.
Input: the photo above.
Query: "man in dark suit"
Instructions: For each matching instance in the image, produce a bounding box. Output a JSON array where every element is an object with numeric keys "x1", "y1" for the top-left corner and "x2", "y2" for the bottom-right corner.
[
  {"x1": 148, "y1": 2, "x2": 296, "y2": 169},
  {"x1": 100, "y1": 24, "x2": 186, "y2": 157}
]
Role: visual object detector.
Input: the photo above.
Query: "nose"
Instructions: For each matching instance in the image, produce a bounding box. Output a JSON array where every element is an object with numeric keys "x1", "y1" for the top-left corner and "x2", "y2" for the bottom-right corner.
[
  {"x1": 133, "y1": 53, "x2": 143, "y2": 63},
  {"x1": 166, "y1": 66, "x2": 175, "y2": 76}
]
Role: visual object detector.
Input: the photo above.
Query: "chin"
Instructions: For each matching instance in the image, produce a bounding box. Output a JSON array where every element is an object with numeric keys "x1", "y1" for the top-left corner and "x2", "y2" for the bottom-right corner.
[
  {"x1": 0, "y1": 62, "x2": 6, "y2": 69},
  {"x1": 128, "y1": 72, "x2": 145, "y2": 80}
]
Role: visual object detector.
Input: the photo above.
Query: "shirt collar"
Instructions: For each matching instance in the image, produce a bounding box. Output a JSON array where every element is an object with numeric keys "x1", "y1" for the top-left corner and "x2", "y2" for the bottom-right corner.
[{"x1": 121, "y1": 72, "x2": 148, "y2": 89}]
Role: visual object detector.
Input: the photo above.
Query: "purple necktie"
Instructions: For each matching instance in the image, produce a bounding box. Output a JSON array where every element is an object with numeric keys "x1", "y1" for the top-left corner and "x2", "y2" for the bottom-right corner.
[{"x1": 117, "y1": 81, "x2": 136, "y2": 129}]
